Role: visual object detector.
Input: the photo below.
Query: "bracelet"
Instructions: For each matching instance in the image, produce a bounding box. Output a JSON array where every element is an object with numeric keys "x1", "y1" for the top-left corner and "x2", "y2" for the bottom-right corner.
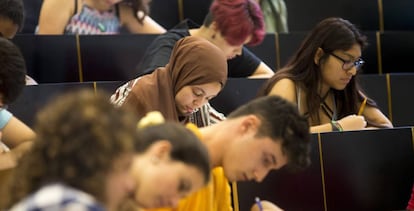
[
  {"x1": 330, "y1": 120, "x2": 343, "y2": 132},
  {"x1": 330, "y1": 121, "x2": 338, "y2": 131}
]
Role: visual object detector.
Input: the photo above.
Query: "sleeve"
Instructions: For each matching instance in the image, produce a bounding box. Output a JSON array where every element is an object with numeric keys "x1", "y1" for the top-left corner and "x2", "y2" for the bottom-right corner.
[
  {"x1": 188, "y1": 103, "x2": 226, "y2": 127},
  {"x1": 227, "y1": 47, "x2": 261, "y2": 78},
  {"x1": 213, "y1": 168, "x2": 233, "y2": 211},
  {"x1": 111, "y1": 78, "x2": 146, "y2": 120},
  {"x1": 110, "y1": 78, "x2": 140, "y2": 108},
  {"x1": 207, "y1": 104, "x2": 226, "y2": 125},
  {"x1": 0, "y1": 109, "x2": 13, "y2": 130}
]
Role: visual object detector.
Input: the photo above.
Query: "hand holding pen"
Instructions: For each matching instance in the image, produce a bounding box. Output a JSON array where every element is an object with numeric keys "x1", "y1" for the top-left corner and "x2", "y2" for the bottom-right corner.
[
  {"x1": 255, "y1": 197, "x2": 263, "y2": 211},
  {"x1": 357, "y1": 97, "x2": 367, "y2": 115},
  {"x1": 251, "y1": 197, "x2": 284, "y2": 211}
]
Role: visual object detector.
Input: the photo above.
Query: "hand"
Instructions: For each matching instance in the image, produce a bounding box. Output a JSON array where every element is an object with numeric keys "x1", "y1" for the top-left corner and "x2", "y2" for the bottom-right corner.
[
  {"x1": 250, "y1": 200, "x2": 284, "y2": 211},
  {"x1": 0, "y1": 137, "x2": 8, "y2": 154},
  {"x1": 0, "y1": 152, "x2": 17, "y2": 170},
  {"x1": 337, "y1": 114, "x2": 367, "y2": 131}
]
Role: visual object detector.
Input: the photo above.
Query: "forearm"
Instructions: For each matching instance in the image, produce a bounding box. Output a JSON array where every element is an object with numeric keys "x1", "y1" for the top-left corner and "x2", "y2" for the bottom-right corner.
[
  {"x1": 248, "y1": 62, "x2": 274, "y2": 79},
  {"x1": 0, "y1": 141, "x2": 32, "y2": 170},
  {"x1": 0, "y1": 152, "x2": 15, "y2": 170},
  {"x1": 366, "y1": 116, "x2": 393, "y2": 129},
  {"x1": 310, "y1": 123, "x2": 333, "y2": 133},
  {"x1": 248, "y1": 73, "x2": 274, "y2": 79},
  {"x1": 364, "y1": 107, "x2": 393, "y2": 129}
]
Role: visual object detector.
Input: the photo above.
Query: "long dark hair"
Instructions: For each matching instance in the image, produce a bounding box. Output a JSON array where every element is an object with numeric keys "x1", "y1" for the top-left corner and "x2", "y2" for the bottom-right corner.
[{"x1": 258, "y1": 17, "x2": 375, "y2": 124}]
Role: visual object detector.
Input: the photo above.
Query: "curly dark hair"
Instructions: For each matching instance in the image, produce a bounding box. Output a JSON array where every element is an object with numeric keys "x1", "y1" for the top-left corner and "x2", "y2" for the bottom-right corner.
[
  {"x1": 0, "y1": 37, "x2": 26, "y2": 104},
  {"x1": 228, "y1": 95, "x2": 311, "y2": 171},
  {"x1": 4, "y1": 89, "x2": 138, "y2": 208}
]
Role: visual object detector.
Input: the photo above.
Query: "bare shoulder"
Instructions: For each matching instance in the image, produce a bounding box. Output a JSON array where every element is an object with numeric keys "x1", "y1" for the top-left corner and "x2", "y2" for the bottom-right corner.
[
  {"x1": 38, "y1": 0, "x2": 74, "y2": 34},
  {"x1": 268, "y1": 78, "x2": 296, "y2": 103},
  {"x1": 273, "y1": 78, "x2": 295, "y2": 87},
  {"x1": 42, "y1": 0, "x2": 74, "y2": 12}
]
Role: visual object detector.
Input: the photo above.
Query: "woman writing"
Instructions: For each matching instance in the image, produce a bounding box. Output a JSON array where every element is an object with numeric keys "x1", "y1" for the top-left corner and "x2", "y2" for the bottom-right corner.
[
  {"x1": 111, "y1": 36, "x2": 228, "y2": 123},
  {"x1": 257, "y1": 17, "x2": 393, "y2": 133}
]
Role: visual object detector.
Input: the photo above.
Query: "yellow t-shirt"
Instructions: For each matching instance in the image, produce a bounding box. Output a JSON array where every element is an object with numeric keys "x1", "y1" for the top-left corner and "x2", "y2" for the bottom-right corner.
[
  {"x1": 142, "y1": 123, "x2": 232, "y2": 211},
  {"x1": 145, "y1": 167, "x2": 232, "y2": 211}
]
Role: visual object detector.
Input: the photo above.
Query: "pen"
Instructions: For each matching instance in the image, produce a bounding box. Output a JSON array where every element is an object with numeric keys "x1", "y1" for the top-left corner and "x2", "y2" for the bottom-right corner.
[
  {"x1": 357, "y1": 98, "x2": 367, "y2": 115},
  {"x1": 255, "y1": 197, "x2": 263, "y2": 211}
]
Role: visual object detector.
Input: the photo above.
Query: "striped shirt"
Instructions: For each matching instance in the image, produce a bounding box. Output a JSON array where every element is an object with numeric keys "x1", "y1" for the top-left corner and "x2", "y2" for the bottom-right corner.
[
  {"x1": 64, "y1": 3, "x2": 120, "y2": 35},
  {"x1": 9, "y1": 183, "x2": 105, "y2": 211}
]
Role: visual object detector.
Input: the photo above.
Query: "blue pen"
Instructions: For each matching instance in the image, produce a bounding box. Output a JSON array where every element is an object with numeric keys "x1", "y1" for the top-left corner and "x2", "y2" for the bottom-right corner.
[{"x1": 255, "y1": 197, "x2": 263, "y2": 211}]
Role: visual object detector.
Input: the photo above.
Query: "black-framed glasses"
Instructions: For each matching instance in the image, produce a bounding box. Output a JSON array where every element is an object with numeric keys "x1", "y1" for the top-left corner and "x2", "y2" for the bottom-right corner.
[{"x1": 329, "y1": 52, "x2": 365, "y2": 71}]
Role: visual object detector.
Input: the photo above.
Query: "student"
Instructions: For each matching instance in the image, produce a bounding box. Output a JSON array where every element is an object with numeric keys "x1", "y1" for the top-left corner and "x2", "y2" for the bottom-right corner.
[
  {"x1": 0, "y1": 0, "x2": 38, "y2": 85},
  {"x1": 125, "y1": 114, "x2": 211, "y2": 210},
  {"x1": 0, "y1": 37, "x2": 36, "y2": 170},
  {"x1": 3, "y1": 90, "x2": 137, "y2": 211},
  {"x1": 144, "y1": 95, "x2": 311, "y2": 211},
  {"x1": 37, "y1": 0, "x2": 165, "y2": 34},
  {"x1": 0, "y1": 0, "x2": 23, "y2": 39},
  {"x1": 111, "y1": 36, "x2": 228, "y2": 122},
  {"x1": 136, "y1": 0, "x2": 273, "y2": 78},
  {"x1": 4, "y1": 90, "x2": 212, "y2": 211},
  {"x1": 134, "y1": 0, "x2": 273, "y2": 127},
  {"x1": 257, "y1": 17, "x2": 393, "y2": 133}
]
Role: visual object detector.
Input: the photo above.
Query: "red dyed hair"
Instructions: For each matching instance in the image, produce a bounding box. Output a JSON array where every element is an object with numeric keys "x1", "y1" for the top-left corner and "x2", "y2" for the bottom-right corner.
[{"x1": 209, "y1": 0, "x2": 265, "y2": 46}]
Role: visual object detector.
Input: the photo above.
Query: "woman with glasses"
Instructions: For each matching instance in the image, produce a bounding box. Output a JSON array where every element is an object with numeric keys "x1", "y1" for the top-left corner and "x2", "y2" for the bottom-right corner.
[{"x1": 257, "y1": 17, "x2": 393, "y2": 133}]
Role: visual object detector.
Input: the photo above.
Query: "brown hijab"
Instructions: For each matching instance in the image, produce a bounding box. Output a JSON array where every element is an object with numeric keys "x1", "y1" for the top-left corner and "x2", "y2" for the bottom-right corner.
[{"x1": 124, "y1": 36, "x2": 228, "y2": 122}]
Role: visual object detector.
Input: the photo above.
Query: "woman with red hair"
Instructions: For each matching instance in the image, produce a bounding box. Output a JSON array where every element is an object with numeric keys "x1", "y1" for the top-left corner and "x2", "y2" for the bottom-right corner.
[
  {"x1": 135, "y1": 0, "x2": 272, "y2": 127},
  {"x1": 136, "y1": 0, "x2": 272, "y2": 79}
]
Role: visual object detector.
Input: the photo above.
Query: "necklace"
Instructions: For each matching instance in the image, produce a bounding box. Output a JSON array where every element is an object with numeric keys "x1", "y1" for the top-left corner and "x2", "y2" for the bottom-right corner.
[
  {"x1": 319, "y1": 90, "x2": 337, "y2": 120},
  {"x1": 318, "y1": 90, "x2": 330, "y2": 105},
  {"x1": 97, "y1": 22, "x2": 106, "y2": 32}
]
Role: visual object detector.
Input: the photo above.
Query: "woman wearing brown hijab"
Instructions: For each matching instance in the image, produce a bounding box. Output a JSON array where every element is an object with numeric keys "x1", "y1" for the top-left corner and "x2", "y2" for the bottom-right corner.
[{"x1": 111, "y1": 36, "x2": 228, "y2": 122}]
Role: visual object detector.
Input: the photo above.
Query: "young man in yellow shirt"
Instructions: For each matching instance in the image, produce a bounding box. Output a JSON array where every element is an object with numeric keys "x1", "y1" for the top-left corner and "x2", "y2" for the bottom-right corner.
[{"x1": 143, "y1": 95, "x2": 311, "y2": 211}]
